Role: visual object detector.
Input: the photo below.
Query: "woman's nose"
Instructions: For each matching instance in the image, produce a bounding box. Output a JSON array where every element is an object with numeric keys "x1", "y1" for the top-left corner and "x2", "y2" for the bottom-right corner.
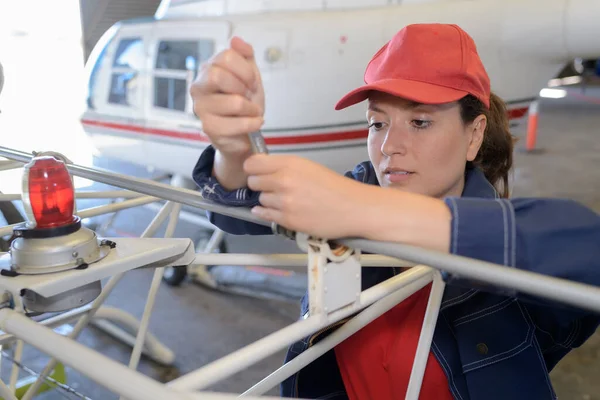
[{"x1": 381, "y1": 127, "x2": 408, "y2": 157}]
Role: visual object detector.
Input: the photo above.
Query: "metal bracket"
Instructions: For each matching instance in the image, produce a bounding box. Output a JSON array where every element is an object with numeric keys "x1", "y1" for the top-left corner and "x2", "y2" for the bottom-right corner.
[{"x1": 307, "y1": 239, "x2": 361, "y2": 317}]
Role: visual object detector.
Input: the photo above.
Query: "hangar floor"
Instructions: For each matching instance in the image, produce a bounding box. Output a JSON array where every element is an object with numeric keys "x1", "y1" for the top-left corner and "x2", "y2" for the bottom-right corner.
[{"x1": 5, "y1": 85, "x2": 600, "y2": 399}]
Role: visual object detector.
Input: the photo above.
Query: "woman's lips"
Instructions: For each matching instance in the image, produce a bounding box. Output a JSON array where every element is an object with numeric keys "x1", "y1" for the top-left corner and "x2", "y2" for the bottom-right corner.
[{"x1": 384, "y1": 169, "x2": 415, "y2": 183}]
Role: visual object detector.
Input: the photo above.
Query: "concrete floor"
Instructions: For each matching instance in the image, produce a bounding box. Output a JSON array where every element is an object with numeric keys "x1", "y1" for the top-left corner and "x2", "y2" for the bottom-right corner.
[{"x1": 2, "y1": 85, "x2": 600, "y2": 399}]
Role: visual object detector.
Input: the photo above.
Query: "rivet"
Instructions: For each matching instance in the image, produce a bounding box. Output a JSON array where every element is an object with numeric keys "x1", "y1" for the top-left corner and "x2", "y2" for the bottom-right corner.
[
  {"x1": 72, "y1": 251, "x2": 79, "y2": 258},
  {"x1": 476, "y1": 343, "x2": 489, "y2": 355}
]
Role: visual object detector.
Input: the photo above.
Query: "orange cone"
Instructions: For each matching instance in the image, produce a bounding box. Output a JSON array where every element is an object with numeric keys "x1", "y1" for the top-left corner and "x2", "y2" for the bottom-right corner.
[{"x1": 525, "y1": 101, "x2": 539, "y2": 152}]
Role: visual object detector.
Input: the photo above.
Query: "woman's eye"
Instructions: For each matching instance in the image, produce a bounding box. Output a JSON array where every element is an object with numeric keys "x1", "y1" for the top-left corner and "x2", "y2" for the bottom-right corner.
[
  {"x1": 368, "y1": 122, "x2": 385, "y2": 131},
  {"x1": 412, "y1": 119, "x2": 432, "y2": 129}
]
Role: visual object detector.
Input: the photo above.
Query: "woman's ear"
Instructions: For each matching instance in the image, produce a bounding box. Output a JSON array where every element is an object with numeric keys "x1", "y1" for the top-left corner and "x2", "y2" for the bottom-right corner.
[{"x1": 466, "y1": 115, "x2": 486, "y2": 161}]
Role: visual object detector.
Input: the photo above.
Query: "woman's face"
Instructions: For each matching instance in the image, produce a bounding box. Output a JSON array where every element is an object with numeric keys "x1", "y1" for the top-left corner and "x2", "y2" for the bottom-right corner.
[{"x1": 367, "y1": 92, "x2": 486, "y2": 199}]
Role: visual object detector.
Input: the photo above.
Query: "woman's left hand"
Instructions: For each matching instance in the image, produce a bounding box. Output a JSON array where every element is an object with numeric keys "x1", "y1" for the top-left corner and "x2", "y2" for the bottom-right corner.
[{"x1": 243, "y1": 154, "x2": 367, "y2": 239}]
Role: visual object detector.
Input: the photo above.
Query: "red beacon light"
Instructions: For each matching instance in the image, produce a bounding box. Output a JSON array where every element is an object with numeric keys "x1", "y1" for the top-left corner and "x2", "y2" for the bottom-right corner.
[
  {"x1": 22, "y1": 156, "x2": 78, "y2": 230},
  {"x1": 6, "y1": 154, "x2": 111, "y2": 279},
  {"x1": 1, "y1": 154, "x2": 112, "y2": 313}
]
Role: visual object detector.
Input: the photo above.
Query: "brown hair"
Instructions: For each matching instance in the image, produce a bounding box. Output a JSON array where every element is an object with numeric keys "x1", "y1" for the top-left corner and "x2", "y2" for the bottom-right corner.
[{"x1": 459, "y1": 93, "x2": 516, "y2": 198}]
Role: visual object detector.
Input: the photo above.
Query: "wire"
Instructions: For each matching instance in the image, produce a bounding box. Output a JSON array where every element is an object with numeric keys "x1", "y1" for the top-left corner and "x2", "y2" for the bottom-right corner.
[{"x1": 0, "y1": 349, "x2": 93, "y2": 400}]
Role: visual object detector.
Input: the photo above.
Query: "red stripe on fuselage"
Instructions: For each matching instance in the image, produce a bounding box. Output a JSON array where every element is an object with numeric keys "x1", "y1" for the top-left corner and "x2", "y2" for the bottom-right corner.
[{"x1": 81, "y1": 106, "x2": 529, "y2": 145}]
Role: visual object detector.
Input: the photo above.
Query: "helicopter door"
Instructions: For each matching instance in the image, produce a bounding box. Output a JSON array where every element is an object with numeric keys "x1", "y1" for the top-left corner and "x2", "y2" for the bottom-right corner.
[
  {"x1": 145, "y1": 21, "x2": 231, "y2": 143},
  {"x1": 95, "y1": 23, "x2": 152, "y2": 129}
]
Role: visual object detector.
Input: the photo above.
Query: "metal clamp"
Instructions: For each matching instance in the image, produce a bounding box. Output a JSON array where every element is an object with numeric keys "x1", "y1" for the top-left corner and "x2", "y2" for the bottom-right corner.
[
  {"x1": 307, "y1": 238, "x2": 361, "y2": 316},
  {"x1": 31, "y1": 150, "x2": 73, "y2": 164}
]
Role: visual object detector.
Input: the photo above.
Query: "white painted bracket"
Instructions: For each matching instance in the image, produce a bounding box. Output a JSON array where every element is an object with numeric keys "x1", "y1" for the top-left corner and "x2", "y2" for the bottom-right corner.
[{"x1": 307, "y1": 239, "x2": 361, "y2": 316}]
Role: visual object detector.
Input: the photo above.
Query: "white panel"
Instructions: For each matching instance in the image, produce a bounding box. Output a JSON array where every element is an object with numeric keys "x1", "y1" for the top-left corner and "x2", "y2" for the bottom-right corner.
[
  {"x1": 326, "y1": 0, "x2": 389, "y2": 9},
  {"x1": 565, "y1": 0, "x2": 600, "y2": 59},
  {"x1": 501, "y1": 0, "x2": 568, "y2": 59},
  {"x1": 226, "y1": 0, "x2": 323, "y2": 14},
  {"x1": 163, "y1": 0, "x2": 226, "y2": 18}
]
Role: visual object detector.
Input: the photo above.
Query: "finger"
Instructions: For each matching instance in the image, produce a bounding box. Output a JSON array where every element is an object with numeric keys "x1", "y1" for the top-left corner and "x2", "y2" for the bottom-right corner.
[
  {"x1": 192, "y1": 64, "x2": 249, "y2": 97},
  {"x1": 200, "y1": 114, "x2": 264, "y2": 137},
  {"x1": 258, "y1": 192, "x2": 283, "y2": 210},
  {"x1": 211, "y1": 48, "x2": 258, "y2": 92},
  {"x1": 244, "y1": 154, "x2": 292, "y2": 175},
  {"x1": 247, "y1": 174, "x2": 280, "y2": 193},
  {"x1": 230, "y1": 36, "x2": 255, "y2": 60},
  {"x1": 251, "y1": 205, "x2": 285, "y2": 225},
  {"x1": 195, "y1": 93, "x2": 262, "y2": 118}
]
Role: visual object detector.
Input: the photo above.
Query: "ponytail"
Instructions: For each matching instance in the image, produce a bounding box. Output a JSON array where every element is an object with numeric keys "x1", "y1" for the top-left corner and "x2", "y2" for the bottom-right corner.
[{"x1": 459, "y1": 93, "x2": 516, "y2": 198}]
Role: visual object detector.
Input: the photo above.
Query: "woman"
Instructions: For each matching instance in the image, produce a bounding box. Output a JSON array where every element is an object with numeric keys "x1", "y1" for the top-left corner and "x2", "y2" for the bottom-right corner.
[{"x1": 190, "y1": 24, "x2": 600, "y2": 399}]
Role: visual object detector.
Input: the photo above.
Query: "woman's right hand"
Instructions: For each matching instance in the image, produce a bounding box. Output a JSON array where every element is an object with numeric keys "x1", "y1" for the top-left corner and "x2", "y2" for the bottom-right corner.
[{"x1": 191, "y1": 36, "x2": 265, "y2": 159}]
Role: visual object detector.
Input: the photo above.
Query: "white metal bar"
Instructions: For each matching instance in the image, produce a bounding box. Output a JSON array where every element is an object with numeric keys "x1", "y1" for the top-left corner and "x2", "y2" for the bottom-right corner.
[
  {"x1": 90, "y1": 314, "x2": 174, "y2": 365},
  {"x1": 8, "y1": 296, "x2": 24, "y2": 393},
  {"x1": 0, "y1": 191, "x2": 144, "y2": 201},
  {"x1": 0, "y1": 160, "x2": 23, "y2": 172},
  {"x1": 170, "y1": 316, "x2": 323, "y2": 391},
  {"x1": 21, "y1": 199, "x2": 175, "y2": 400},
  {"x1": 202, "y1": 229, "x2": 225, "y2": 253},
  {"x1": 168, "y1": 266, "x2": 433, "y2": 391},
  {"x1": 0, "y1": 146, "x2": 268, "y2": 228},
  {"x1": 242, "y1": 272, "x2": 434, "y2": 396},
  {"x1": 144, "y1": 203, "x2": 217, "y2": 231},
  {"x1": 20, "y1": 273, "x2": 126, "y2": 400},
  {"x1": 2, "y1": 145, "x2": 598, "y2": 315},
  {"x1": 191, "y1": 253, "x2": 414, "y2": 268},
  {"x1": 8, "y1": 338, "x2": 22, "y2": 391},
  {"x1": 0, "y1": 304, "x2": 93, "y2": 345},
  {"x1": 0, "y1": 378, "x2": 18, "y2": 400},
  {"x1": 125, "y1": 202, "x2": 180, "y2": 376},
  {"x1": 340, "y1": 238, "x2": 600, "y2": 314},
  {"x1": 405, "y1": 271, "x2": 446, "y2": 400},
  {"x1": 0, "y1": 309, "x2": 198, "y2": 400},
  {"x1": 0, "y1": 195, "x2": 158, "y2": 237}
]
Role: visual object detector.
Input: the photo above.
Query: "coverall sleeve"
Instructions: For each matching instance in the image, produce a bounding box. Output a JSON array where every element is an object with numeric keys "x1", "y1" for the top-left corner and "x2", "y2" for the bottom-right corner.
[
  {"x1": 443, "y1": 197, "x2": 600, "y2": 362},
  {"x1": 191, "y1": 146, "x2": 373, "y2": 235}
]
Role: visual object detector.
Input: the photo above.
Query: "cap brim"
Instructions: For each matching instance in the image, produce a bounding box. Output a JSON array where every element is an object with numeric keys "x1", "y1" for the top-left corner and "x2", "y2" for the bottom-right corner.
[{"x1": 334, "y1": 78, "x2": 470, "y2": 110}]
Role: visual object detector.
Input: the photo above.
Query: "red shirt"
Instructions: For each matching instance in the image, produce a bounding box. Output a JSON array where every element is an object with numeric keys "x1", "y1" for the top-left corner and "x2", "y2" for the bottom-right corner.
[{"x1": 334, "y1": 283, "x2": 454, "y2": 399}]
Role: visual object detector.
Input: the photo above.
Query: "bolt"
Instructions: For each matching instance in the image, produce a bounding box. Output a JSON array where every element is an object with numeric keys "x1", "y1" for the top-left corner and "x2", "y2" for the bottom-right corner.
[{"x1": 72, "y1": 251, "x2": 79, "y2": 258}]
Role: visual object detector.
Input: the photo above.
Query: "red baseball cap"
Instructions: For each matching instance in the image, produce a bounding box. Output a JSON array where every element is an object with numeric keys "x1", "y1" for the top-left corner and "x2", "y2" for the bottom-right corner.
[{"x1": 335, "y1": 23, "x2": 491, "y2": 110}]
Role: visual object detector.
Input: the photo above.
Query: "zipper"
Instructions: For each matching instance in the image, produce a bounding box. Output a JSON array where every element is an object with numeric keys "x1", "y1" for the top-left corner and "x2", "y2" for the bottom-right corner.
[{"x1": 294, "y1": 317, "x2": 352, "y2": 397}]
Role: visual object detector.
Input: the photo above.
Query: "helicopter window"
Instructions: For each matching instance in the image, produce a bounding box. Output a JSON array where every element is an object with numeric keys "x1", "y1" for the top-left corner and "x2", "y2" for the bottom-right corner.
[
  {"x1": 154, "y1": 77, "x2": 187, "y2": 111},
  {"x1": 156, "y1": 41, "x2": 199, "y2": 71},
  {"x1": 113, "y1": 38, "x2": 144, "y2": 69},
  {"x1": 108, "y1": 37, "x2": 143, "y2": 107},
  {"x1": 153, "y1": 39, "x2": 214, "y2": 112}
]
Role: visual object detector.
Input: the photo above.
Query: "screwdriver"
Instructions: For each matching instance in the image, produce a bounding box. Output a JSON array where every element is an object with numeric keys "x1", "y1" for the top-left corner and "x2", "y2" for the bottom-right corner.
[
  {"x1": 246, "y1": 130, "x2": 296, "y2": 238},
  {"x1": 248, "y1": 130, "x2": 269, "y2": 154}
]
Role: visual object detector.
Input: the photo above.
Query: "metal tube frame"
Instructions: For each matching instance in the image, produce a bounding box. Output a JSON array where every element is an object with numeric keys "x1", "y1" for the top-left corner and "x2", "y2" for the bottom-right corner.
[{"x1": 0, "y1": 145, "x2": 597, "y2": 400}]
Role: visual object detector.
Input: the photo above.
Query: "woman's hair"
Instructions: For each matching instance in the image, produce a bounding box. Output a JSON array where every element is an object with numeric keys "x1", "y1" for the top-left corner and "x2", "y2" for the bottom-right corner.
[{"x1": 459, "y1": 93, "x2": 516, "y2": 198}]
